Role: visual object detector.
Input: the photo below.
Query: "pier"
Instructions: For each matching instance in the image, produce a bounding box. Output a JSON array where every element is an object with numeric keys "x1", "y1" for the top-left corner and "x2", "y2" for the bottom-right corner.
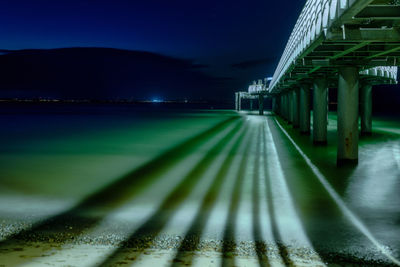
[
  {"x1": 0, "y1": 0, "x2": 399, "y2": 266},
  {"x1": 236, "y1": 0, "x2": 399, "y2": 165}
]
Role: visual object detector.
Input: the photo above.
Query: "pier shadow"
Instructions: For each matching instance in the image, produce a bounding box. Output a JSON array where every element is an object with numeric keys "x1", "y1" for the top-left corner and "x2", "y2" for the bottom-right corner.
[
  {"x1": 262, "y1": 124, "x2": 295, "y2": 267},
  {"x1": 252, "y1": 126, "x2": 270, "y2": 267},
  {"x1": 170, "y1": 127, "x2": 249, "y2": 266},
  {"x1": 0, "y1": 117, "x2": 238, "y2": 260},
  {"x1": 97, "y1": 121, "x2": 243, "y2": 266},
  {"x1": 220, "y1": 125, "x2": 254, "y2": 267}
]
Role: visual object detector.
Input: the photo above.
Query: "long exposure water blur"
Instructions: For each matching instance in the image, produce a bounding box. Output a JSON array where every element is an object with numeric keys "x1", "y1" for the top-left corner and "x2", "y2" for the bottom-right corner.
[{"x1": 0, "y1": 103, "x2": 399, "y2": 266}]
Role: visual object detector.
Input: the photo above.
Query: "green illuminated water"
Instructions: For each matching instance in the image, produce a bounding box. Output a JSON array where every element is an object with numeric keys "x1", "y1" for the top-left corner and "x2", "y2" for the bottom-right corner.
[
  {"x1": 0, "y1": 104, "x2": 399, "y2": 266},
  {"x1": 0, "y1": 106, "x2": 232, "y2": 199}
]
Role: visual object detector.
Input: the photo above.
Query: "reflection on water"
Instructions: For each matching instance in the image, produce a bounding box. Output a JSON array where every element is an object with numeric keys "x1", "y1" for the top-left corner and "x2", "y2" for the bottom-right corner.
[
  {"x1": 347, "y1": 141, "x2": 400, "y2": 211},
  {"x1": 275, "y1": 116, "x2": 400, "y2": 265},
  {"x1": 0, "y1": 104, "x2": 399, "y2": 266}
]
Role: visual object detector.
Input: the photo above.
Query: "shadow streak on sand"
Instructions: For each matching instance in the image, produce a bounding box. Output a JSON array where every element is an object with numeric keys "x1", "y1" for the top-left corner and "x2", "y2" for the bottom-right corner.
[
  {"x1": 220, "y1": 125, "x2": 255, "y2": 267},
  {"x1": 262, "y1": 122, "x2": 294, "y2": 267},
  {"x1": 97, "y1": 121, "x2": 243, "y2": 266},
  {"x1": 0, "y1": 117, "x2": 238, "y2": 252},
  {"x1": 252, "y1": 125, "x2": 270, "y2": 267},
  {"x1": 169, "y1": 125, "x2": 249, "y2": 266}
]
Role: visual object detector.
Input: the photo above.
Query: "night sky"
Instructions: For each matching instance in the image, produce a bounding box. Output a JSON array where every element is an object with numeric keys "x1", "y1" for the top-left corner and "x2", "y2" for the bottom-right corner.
[{"x1": 0, "y1": 0, "x2": 305, "y2": 101}]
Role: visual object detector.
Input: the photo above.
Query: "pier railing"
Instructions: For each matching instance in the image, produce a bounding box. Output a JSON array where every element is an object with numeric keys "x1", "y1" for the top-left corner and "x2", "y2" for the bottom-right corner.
[{"x1": 269, "y1": 0, "x2": 400, "y2": 92}]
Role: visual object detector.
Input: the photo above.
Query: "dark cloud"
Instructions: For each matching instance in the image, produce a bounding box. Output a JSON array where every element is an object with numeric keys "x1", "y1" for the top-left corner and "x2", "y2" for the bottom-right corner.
[{"x1": 231, "y1": 57, "x2": 278, "y2": 70}]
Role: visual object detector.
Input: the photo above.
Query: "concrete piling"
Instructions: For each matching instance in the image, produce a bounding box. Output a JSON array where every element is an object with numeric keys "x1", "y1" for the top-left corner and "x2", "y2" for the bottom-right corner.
[
  {"x1": 258, "y1": 95, "x2": 264, "y2": 115},
  {"x1": 337, "y1": 66, "x2": 359, "y2": 165},
  {"x1": 313, "y1": 78, "x2": 328, "y2": 145},
  {"x1": 288, "y1": 91, "x2": 294, "y2": 124},
  {"x1": 292, "y1": 89, "x2": 299, "y2": 128},
  {"x1": 299, "y1": 84, "x2": 311, "y2": 135}
]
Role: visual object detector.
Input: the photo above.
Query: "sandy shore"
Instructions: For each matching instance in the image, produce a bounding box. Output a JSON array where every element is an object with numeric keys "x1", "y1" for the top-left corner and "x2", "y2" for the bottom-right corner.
[{"x1": 0, "y1": 238, "x2": 326, "y2": 267}]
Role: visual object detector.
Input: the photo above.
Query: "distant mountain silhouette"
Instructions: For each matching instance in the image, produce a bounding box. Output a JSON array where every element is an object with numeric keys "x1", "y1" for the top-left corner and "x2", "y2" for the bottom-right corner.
[{"x1": 0, "y1": 48, "x2": 232, "y2": 100}]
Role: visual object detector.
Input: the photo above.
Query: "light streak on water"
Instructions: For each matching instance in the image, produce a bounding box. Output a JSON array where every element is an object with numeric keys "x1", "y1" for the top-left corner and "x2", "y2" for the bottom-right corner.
[
  {"x1": 199, "y1": 119, "x2": 252, "y2": 244},
  {"x1": 0, "y1": 117, "x2": 242, "y2": 266},
  {"x1": 146, "y1": 125, "x2": 247, "y2": 266},
  {"x1": 90, "y1": 122, "x2": 244, "y2": 266},
  {"x1": 252, "y1": 118, "x2": 285, "y2": 266},
  {"x1": 96, "y1": 121, "x2": 244, "y2": 266},
  {"x1": 199, "y1": 150, "x2": 241, "y2": 241},
  {"x1": 274, "y1": 117, "x2": 400, "y2": 266},
  {"x1": 235, "y1": 124, "x2": 257, "y2": 242},
  {"x1": 346, "y1": 141, "x2": 400, "y2": 212},
  {"x1": 265, "y1": 118, "x2": 326, "y2": 266}
]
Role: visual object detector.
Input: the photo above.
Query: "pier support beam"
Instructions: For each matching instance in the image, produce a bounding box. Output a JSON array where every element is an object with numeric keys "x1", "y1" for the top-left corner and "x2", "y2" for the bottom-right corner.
[
  {"x1": 360, "y1": 83, "x2": 372, "y2": 136},
  {"x1": 285, "y1": 92, "x2": 290, "y2": 122},
  {"x1": 286, "y1": 93, "x2": 290, "y2": 121},
  {"x1": 288, "y1": 91, "x2": 293, "y2": 124},
  {"x1": 337, "y1": 66, "x2": 359, "y2": 165},
  {"x1": 313, "y1": 78, "x2": 328, "y2": 145},
  {"x1": 258, "y1": 94, "x2": 264, "y2": 115},
  {"x1": 235, "y1": 93, "x2": 239, "y2": 111},
  {"x1": 277, "y1": 95, "x2": 281, "y2": 115},
  {"x1": 285, "y1": 93, "x2": 289, "y2": 120},
  {"x1": 299, "y1": 84, "x2": 311, "y2": 135},
  {"x1": 292, "y1": 89, "x2": 299, "y2": 128},
  {"x1": 250, "y1": 99, "x2": 253, "y2": 111},
  {"x1": 275, "y1": 95, "x2": 281, "y2": 115},
  {"x1": 272, "y1": 97, "x2": 277, "y2": 114}
]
